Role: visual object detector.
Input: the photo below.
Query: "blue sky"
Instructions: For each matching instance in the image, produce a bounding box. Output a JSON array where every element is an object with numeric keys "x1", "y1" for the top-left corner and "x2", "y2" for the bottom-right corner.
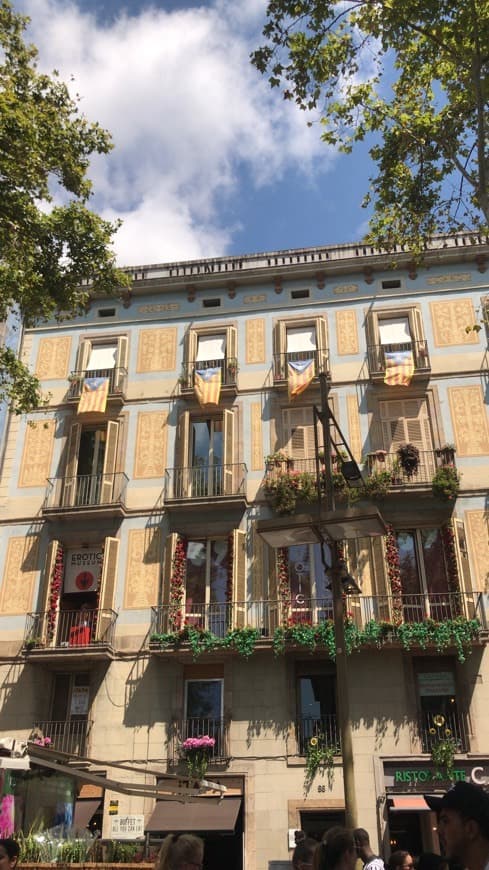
[{"x1": 20, "y1": 0, "x2": 376, "y2": 267}]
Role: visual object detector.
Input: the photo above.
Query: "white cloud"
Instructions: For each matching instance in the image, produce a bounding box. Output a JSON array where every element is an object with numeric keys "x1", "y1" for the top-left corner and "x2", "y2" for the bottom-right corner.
[{"x1": 22, "y1": 0, "x2": 335, "y2": 264}]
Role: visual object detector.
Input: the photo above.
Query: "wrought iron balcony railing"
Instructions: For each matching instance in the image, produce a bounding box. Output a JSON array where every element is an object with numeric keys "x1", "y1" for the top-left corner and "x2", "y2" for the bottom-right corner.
[
  {"x1": 31, "y1": 719, "x2": 92, "y2": 755},
  {"x1": 44, "y1": 472, "x2": 128, "y2": 510},
  {"x1": 151, "y1": 592, "x2": 486, "y2": 641},
  {"x1": 366, "y1": 448, "x2": 456, "y2": 486},
  {"x1": 418, "y1": 708, "x2": 470, "y2": 753},
  {"x1": 179, "y1": 357, "x2": 238, "y2": 390},
  {"x1": 273, "y1": 348, "x2": 329, "y2": 382},
  {"x1": 68, "y1": 367, "x2": 127, "y2": 399},
  {"x1": 171, "y1": 717, "x2": 229, "y2": 764},
  {"x1": 24, "y1": 609, "x2": 117, "y2": 650},
  {"x1": 296, "y1": 715, "x2": 341, "y2": 756},
  {"x1": 367, "y1": 339, "x2": 430, "y2": 378},
  {"x1": 165, "y1": 463, "x2": 247, "y2": 499}
]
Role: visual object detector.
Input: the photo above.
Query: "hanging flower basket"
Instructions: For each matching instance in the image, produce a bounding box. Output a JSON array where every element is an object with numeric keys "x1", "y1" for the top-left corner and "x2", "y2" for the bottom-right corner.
[
  {"x1": 397, "y1": 443, "x2": 420, "y2": 477},
  {"x1": 181, "y1": 735, "x2": 216, "y2": 781}
]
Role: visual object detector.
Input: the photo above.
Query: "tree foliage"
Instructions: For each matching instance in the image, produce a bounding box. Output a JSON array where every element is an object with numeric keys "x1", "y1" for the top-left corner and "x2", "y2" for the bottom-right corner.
[
  {"x1": 252, "y1": 0, "x2": 489, "y2": 252},
  {"x1": 0, "y1": 0, "x2": 129, "y2": 412}
]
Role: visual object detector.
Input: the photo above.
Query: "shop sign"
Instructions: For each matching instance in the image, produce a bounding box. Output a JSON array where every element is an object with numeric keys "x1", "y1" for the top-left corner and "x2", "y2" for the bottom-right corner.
[
  {"x1": 110, "y1": 815, "x2": 145, "y2": 840},
  {"x1": 385, "y1": 762, "x2": 489, "y2": 789},
  {"x1": 70, "y1": 687, "x2": 89, "y2": 716},
  {"x1": 64, "y1": 548, "x2": 102, "y2": 594},
  {"x1": 417, "y1": 672, "x2": 455, "y2": 696}
]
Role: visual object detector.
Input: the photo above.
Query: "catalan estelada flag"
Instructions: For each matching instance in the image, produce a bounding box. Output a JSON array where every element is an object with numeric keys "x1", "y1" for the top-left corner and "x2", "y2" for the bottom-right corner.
[
  {"x1": 77, "y1": 377, "x2": 109, "y2": 414},
  {"x1": 384, "y1": 350, "x2": 415, "y2": 386},
  {"x1": 288, "y1": 358, "x2": 315, "y2": 398},
  {"x1": 194, "y1": 367, "x2": 222, "y2": 406}
]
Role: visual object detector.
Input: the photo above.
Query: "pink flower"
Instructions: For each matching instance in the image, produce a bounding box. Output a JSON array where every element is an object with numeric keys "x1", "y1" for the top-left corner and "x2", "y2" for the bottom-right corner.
[{"x1": 182, "y1": 735, "x2": 216, "y2": 751}]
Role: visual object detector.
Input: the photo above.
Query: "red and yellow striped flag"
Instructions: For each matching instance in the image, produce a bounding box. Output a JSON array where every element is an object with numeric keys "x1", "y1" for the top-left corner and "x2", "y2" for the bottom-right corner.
[
  {"x1": 194, "y1": 367, "x2": 222, "y2": 406},
  {"x1": 77, "y1": 377, "x2": 109, "y2": 414},
  {"x1": 384, "y1": 350, "x2": 415, "y2": 386},
  {"x1": 288, "y1": 358, "x2": 315, "y2": 398}
]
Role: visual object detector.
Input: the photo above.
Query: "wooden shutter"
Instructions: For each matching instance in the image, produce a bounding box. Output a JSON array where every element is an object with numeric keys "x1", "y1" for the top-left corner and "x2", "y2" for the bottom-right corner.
[
  {"x1": 452, "y1": 519, "x2": 475, "y2": 617},
  {"x1": 345, "y1": 538, "x2": 368, "y2": 625},
  {"x1": 316, "y1": 316, "x2": 329, "y2": 375},
  {"x1": 411, "y1": 307, "x2": 424, "y2": 342},
  {"x1": 251, "y1": 521, "x2": 265, "y2": 600},
  {"x1": 114, "y1": 336, "x2": 129, "y2": 390},
  {"x1": 62, "y1": 422, "x2": 81, "y2": 506},
  {"x1": 162, "y1": 532, "x2": 181, "y2": 632},
  {"x1": 100, "y1": 421, "x2": 119, "y2": 503},
  {"x1": 227, "y1": 326, "x2": 237, "y2": 361},
  {"x1": 223, "y1": 408, "x2": 235, "y2": 494},
  {"x1": 96, "y1": 537, "x2": 119, "y2": 641},
  {"x1": 369, "y1": 536, "x2": 392, "y2": 622},
  {"x1": 380, "y1": 399, "x2": 434, "y2": 470},
  {"x1": 232, "y1": 529, "x2": 247, "y2": 628},
  {"x1": 282, "y1": 407, "x2": 315, "y2": 460},
  {"x1": 39, "y1": 540, "x2": 60, "y2": 645},
  {"x1": 273, "y1": 321, "x2": 286, "y2": 379},
  {"x1": 175, "y1": 409, "x2": 190, "y2": 497},
  {"x1": 268, "y1": 545, "x2": 279, "y2": 633},
  {"x1": 184, "y1": 328, "x2": 198, "y2": 368},
  {"x1": 76, "y1": 340, "x2": 91, "y2": 373}
]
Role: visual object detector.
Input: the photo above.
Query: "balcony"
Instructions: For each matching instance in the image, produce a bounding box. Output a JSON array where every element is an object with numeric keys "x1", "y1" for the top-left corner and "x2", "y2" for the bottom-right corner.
[
  {"x1": 418, "y1": 709, "x2": 470, "y2": 753},
  {"x1": 150, "y1": 592, "x2": 487, "y2": 650},
  {"x1": 67, "y1": 367, "x2": 127, "y2": 401},
  {"x1": 170, "y1": 717, "x2": 230, "y2": 766},
  {"x1": 365, "y1": 447, "x2": 456, "y2": 488},
  {"x1": 24, "y1": 608, "x2": 117, "y2": 661},
  {"x1": 367, "y1": 339, "x2": 430, "y2": 380},
  {"x1": 296, "y1": 715, "x2": 341, "y2": 756},
  {"x1": 273, "y1": 348, "x2": 329, "y2": 385},
  {"x1": 43, "y1": 472, "x2": 128, "y2": 519},
  {"x1": 31, "y1": 719, "x2": 92, "y2": 755},
  {"x1": 164, "y1": 463, "x2": 247, "y2": 507},
  {"x1": 179, "y1": 358, "x2": 238, "y2": 393}
]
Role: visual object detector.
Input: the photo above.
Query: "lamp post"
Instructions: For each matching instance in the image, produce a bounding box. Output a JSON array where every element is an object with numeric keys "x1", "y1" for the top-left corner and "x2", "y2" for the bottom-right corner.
[{"x1": 258, "y1": 372, "x2": 386, "y2": 829}]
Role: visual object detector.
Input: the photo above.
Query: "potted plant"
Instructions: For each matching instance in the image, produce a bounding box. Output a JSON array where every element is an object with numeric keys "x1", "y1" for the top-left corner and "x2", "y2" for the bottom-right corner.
[
  {"x1": 432, "y1": 465, "x2": 460, "y2": 500},
  {"x1": 265, "y1": 450, "x2": 290, "y2": 468},
  {"x1": 361, "y1": 469, "x2": 392, "y2": 500},
  {"x1": 390, "y1": 458, "x2": 403, "y2": 485},
  {"x1": 181, "y1": 735, "x2": 216, "y2": 781},
  {"x1": 435, "y1": 443, "x2": 457, "y2": 465},
  {"x1": 397, "y1": 443, "x2": 420, "y2": 477}
]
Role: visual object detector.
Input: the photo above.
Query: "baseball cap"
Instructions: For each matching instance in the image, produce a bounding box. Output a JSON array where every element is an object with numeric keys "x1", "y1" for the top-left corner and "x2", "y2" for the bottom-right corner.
[{"x1": 425, "y1": 782, "x2": 489, "y2": 835}]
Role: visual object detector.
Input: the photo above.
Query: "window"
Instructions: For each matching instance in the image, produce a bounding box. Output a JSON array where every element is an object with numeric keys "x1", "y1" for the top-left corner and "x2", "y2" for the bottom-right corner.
[
  {"x1": 366, "y1": 306, "x2": 429, "y2": 377},
  {"x1": 184, "y1": 678, "x2": 224, "y2": 757},
  {"x1": 273, "y1": 316, "x2": 328, "y2": 381},
  {"x1": 173, "y1": 408, "x2": 238, "y2": 498},
  {"x1": 72, "y1": 336, "x2": 128, "y2": 394},
  {"x1": 184, "y1": 325, "x2": 237, "y2": 387},
  {"x1": 295, "y1": 664, "x2": 338, "y2": 755},
  {"x1": 41, "y1": 672, "x2": 91, "y2": 755},
  {"x1": 414, "y1": 661, "x2": 469, "y2": 752},
  {"x1": 376, "y1": 398, "x2": 436, "y2": 481},
  {"x1": 269, "y1": 543, "x2": 332, "y2": 626},
  {"x1": 396, "y1": 529, "x2": 453, "y2": 621},
  {"x1": 63, "y1": 420, "x2": 120, "y2": 507},
  {"x1": 185, "y1": 539, "x2": 229, "y2": 635}
]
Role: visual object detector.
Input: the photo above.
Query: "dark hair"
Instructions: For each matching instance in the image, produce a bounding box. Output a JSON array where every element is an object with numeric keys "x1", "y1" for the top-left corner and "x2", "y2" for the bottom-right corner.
[
  {"x1": 157, "y1": 833, "x2": 203, "y2": 870},
  {"x1": 389, "y1": 851, "x2": 411, "y2": 870},
  {"x1": 293, "y1": 838, "x2": 317, "y2": 868},
  {"x1": 416, "y1": 854, "x2": 448, "y2": 870},
  {"x1": 0, "y1": 841, "x2": 20, "y2": 863},
  {"x1": 354, "y1": 829, "x2": 370, "y2": 847},
  {"x1": 314, "y1": 827, "x2": 355, "y2": 870}
]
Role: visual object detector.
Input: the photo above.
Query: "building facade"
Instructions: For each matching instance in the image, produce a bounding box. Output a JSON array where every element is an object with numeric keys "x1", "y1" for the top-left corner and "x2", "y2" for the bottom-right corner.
[{"x1": 0, "y1": 236, "x2": 489, "y2": 868}]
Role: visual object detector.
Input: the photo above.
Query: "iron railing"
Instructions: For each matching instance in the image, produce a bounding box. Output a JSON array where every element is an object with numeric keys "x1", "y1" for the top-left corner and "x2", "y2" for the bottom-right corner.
[
  {"x1": 296, "y1": 715, "x2": 341, "y2": 756},
  {"x1": 179, "y1": 358, "x2": 238, "y2": 390},
  {"x1": 366, "y1": 449, "x2": 442, "y2": 485},
  {"x1": 171, "y1": 717, "x2": 229, "y2": 763},
  {"x1": 165, "y1": 463, "x2": 247, "y2": 499},
  {"x1": 32, "y1": 719, "x2": 92, "y2": 755},
  {"x1": 367, "y1": 339, "x2": 430, "y2": 378},
  {"x1": 151, "y1": 592, "x2": 486, "y2": 640},
  {"x1": 44, "y1": 472, "x2": 128, "y2": 510},
  {"x1": 273, "y1": 348, "x2": 329, "y2": 382},
  {"x1": 418, "y1": 709, "x2": 470, "y2": 753},
  {"x1": 24, "y1": 609, "x2": 117, "y2": 649},
  {"x1": 68, "y1": 367, "x2": 127, "y2": 398}
]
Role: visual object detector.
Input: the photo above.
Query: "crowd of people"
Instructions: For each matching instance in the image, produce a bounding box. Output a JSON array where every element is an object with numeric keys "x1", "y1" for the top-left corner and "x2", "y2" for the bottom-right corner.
[{"x1": 0, "y1": 779, "x2": 488, "y2": 870}]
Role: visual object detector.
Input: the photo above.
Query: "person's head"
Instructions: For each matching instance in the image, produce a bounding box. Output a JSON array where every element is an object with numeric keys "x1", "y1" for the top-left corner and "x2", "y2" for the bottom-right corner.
[
  {"x1": 293, "y1": 838, "x2": 317, "y2": 870},
  {"x1": 157, "y1": 833, "x2": 204, "y2": 870},
  {"x1": 416, "y1": 853, "x2": 448, "y2": 870},
  {"x1": 388, "y1": 851, "x2": 414, "y2": 870},
  {"x1": 295, "y1": 831, "x2": 307, "y2": 845},
  {"x1": 425, "y1": 782, "x2": 489, "y2": 863},
  {"x1": 313, "y1": 827, "x2": 357, "y2": 870},
  {"x1": 0, "y1": 840, "x2": 20, "y2": 870},
  {"x1": 354, "y1": 828, "x2": 372, "y2": 860}
]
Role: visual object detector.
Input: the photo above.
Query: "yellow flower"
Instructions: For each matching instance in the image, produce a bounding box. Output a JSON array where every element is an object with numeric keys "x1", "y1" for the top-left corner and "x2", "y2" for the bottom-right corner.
[
  {"x1": 310, "y1": 737, "x2": 318, "y2": 747},
  {"x1": 429, "y1": 728, "x2": 436, "y2": 735},
  {"x1": 433, "y1": 715, "x2": 445, "y2": 727},
  {"x1": 445, "y1": 729, "x2": 452, "y2": 736}
]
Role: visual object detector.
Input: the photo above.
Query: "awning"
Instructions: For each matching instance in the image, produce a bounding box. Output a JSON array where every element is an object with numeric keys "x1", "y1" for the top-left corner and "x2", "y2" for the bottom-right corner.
[
  {"x1": 0, "y1": 756, "x2": 30, "y2": 770},
  {"x1": 146, "y1": 797, "x2": 242, "y2": 833},
  {"x1": 73, "y1": 799, "x2": 102, "y2": 831},
  {"x1": 389, "y1": 796, "x2": 431, "y2": 811}
]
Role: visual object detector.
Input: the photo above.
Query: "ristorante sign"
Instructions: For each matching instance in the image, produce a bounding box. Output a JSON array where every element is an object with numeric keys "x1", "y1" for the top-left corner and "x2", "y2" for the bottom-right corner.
[{"x1": 384, "y1": 762, "x2": 489, "y2": 789}]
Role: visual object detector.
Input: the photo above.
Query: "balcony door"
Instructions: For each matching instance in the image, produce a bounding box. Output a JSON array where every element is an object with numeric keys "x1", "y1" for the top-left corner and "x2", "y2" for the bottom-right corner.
[
  {"x1": 397, "y1": 529, "x2": 451, "y2": 621},
  {"x1": 48, "y1": 672, "x2": 90, "y2": 755},
  {"x1": 63, "y1": 420, "x2": 119, "y2": 507},
  {"x1": 287, "y1": 543, "x2": 332, "y2": 623},
  {"x1": 185, "y1": 539, "x2": 228, "y2": 636},
  {"x1": 184, "y1": 678, "x2": 224, "y2": 757},
  {"x1": 297, "y1": 671, "x2": 337, "y2": 755},
  {"x1": 190, "y1": 419, "x2": 223, "y2": 497},
  {"x1": 379, "y1": 398, "x2": 435, "y2": 480}
]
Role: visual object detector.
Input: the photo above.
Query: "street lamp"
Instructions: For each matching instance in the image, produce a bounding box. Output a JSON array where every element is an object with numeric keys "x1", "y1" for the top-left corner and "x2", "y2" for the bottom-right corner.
[{"x1": 258, "y1": 372, "x2": 386, "y2": 828}]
